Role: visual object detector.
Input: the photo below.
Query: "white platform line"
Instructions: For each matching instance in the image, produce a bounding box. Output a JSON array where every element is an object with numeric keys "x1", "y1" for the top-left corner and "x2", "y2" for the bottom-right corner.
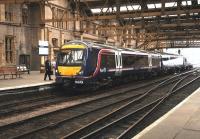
[
  {"x1": 133, "y1": 87, "x2": 200, "y2": 139},
  {"x1": 0, "y1": 82, "x2": 55, "y2": 91}
]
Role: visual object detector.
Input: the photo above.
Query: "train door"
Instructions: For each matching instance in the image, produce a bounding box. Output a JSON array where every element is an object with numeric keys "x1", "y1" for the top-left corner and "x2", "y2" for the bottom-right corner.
[
  {"x1": 148, "y1": 54, "x2": 152, "y2": 68},
  {"x1": 115, "y1": 51, "x2": 122, "y2": 76}
]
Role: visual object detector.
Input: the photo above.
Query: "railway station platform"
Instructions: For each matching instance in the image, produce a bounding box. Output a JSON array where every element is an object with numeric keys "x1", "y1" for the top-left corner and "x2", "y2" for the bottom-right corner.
[
  {"x1": 0, "y1": 71, "x2": 55, "y2": 91},
  {"x1": 133, "y1": 87, "x2": 200, "y2": 139}
]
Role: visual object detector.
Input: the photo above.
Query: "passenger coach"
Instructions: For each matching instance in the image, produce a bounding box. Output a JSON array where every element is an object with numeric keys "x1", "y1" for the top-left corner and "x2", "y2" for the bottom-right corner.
[
  {"x1": 161, "y1": 53, "x2": 192, "y2": 73},
  {"x1": 55, "y1": 40, "x2": 162, "y2": 87}
]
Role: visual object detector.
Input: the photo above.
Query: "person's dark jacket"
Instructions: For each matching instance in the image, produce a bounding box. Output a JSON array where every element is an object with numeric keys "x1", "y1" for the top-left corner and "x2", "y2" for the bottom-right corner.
[{"x1": 45, "y1": 60, "x2": 51, "y2": 73}]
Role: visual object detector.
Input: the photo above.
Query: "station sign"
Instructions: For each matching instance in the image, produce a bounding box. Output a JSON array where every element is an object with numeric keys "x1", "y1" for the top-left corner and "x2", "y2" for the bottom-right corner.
[{"x1": 38, "y1": 40, "x2": 48, "y2": 55}]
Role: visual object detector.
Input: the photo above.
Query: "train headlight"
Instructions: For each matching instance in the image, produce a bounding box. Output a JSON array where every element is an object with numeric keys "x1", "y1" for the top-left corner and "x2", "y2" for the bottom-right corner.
[
  {"x1": 79, "y1": 71, "x2": 83, "y2": 75},
  {"x1": 55, "y1": 70, "x2": 58, "y2": 73}
]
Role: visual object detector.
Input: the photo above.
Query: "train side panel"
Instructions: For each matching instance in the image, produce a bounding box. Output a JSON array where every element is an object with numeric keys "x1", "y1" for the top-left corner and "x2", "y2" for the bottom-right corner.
[{"x1": 55, "y1": 41, "x2": 192, "y2": 89}]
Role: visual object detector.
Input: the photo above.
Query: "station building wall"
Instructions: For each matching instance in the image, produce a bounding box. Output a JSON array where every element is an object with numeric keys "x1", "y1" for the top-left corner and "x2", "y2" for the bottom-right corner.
[
  {"x1": 0, "y1": 3, "x2": 41, "y2": 70},
  {"x1": 0, "y1": 0, "x2": 119, "y2": 71}
]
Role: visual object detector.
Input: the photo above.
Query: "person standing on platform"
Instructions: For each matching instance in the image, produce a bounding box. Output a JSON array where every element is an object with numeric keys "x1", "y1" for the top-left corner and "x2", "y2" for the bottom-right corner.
[{"x1": 44, "y1": 59, "x2": 53, "y2": 80}]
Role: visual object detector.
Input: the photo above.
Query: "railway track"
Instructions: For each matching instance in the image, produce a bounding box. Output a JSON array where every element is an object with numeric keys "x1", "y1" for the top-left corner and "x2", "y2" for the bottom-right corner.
[
  {"x1": 73, "y1": 75, "x2": 197, "y2": 139},
  {"x1": 0, "y1": 75, "x2": 169, "y2": 119},
  {"x1": 0, "y1": 69, "x2": 198, "y2": 139},
  {"x1": 62, "y1": 71, "x2": 200, "y2": 139},
  {"x1": 60, "y1": 71, "x2": 199, "y2": 139},
  {"x1": 117, "y1": 74, "x2": 200, "y2": 139},
  {"x1": 0, "y1": 95, "x2": 72, "y2": 118},
  {"x1": 0, "y1": 75, "x2": 172, "y2": 139}
]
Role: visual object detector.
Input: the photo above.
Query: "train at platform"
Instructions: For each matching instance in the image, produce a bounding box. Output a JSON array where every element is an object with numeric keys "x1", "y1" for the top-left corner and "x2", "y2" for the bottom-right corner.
[
  {"x1": 161, "y1": 53, "x2": 192, "y2": 73},
  {"x1": 55, "y1": 40, "x2": 192, "y2": 88}
]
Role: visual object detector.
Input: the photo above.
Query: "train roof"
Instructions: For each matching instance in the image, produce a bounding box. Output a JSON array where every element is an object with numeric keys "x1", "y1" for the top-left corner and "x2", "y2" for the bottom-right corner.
[
  {"x1": 64, "y1": 40, "x2": 117, "y2": 50},
  {"x1": 160, "y1": 52, "x2": 184, "y2": 57},
  {"x1": 65, "y1": 40, "x2": 160, "y2": 56}
]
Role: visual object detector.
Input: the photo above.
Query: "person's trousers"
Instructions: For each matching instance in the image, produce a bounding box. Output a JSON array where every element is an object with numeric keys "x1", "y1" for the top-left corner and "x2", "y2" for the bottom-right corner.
[{"x1": 44, "y1": 72, "x2": 51, "y2": 80}]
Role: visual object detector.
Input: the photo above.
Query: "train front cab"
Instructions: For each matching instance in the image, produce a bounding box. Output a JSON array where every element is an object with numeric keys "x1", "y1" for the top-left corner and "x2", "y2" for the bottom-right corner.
[{"x1": 55, "y1": 43, "x2": 87, "y2": 86}]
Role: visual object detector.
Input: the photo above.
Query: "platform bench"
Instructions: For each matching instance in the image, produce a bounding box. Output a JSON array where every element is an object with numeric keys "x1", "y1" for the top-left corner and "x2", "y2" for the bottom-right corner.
[
  {"x1": 17, "y1": 65, "x2": 30, "y2": 74},
  {"x1": 0, "y1": 67, "x2": 22, "y2": 79}
]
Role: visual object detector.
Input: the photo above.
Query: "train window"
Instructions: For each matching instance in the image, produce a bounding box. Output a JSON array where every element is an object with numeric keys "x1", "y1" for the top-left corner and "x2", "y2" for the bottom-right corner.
[
  {"x1": 100, "y1": 54, "x2": 115, "y2": 69},
  {"x1": 57, "y1": 49, "x2": 85, "y2": 66},
  {"x1": 134, "y1": 55, "x2": 148, "y2": 68},
  {"x1": 152, "y1": 56, "x2": 161, "y2": 66},
  {"x1": 122, "y1": 54, "x2": 135, "y2": 68},
  {"x1": 107, "y1": 55, "x2": 115, "y2": 68},
  {"x1": 170, "y1": 57, "x2": 177, "y2": 60},
  {"x1": 162, "y1": 57, "x2": 169, "y2": 61},
  {"x1": 101, "y1": 55, "x2": 106, "y2": 68},
  {"x1": 122, "y1": 54, "x2": 149, "y2": 68},
  {"x1": 162, "y1": 56, "x2": 178, "y2": 61}
]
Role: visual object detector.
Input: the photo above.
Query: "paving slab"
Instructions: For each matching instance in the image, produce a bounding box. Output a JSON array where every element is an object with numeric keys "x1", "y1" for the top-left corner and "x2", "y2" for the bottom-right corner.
[
  {"x1": 133, "y1": 87, "x2": 200, "y2": 139},
  {"x1": 183, "y1": 107, "x2": 200, "y2": 131},
  {"x1": 0, "y1": 71, "x2": 55, "y2": 90},
  {"x1": 175, "y1": 129, "x2": 200, "y2": 139}
]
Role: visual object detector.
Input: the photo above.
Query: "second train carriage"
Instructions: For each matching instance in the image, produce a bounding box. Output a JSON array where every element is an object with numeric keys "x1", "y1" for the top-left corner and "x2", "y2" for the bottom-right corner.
[
  {"x1": 161, "y1": 53, "x2": 193, "y2": 73},
  {"x1": 55, "y1": 40, "x2": 162, "y2": 87}
]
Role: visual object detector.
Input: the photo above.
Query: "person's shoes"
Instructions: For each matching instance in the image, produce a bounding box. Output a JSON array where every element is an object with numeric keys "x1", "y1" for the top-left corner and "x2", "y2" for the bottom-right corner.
[{"x1": 50, "y1": 79, "x2": 53, "y2": 80}]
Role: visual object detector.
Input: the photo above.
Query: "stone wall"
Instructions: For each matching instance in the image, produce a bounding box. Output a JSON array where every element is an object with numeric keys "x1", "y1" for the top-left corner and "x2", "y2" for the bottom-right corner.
[
  {"x1": 0, "y1": 3, "x2": 41, "y2": 70},
  {"x1": 0, "y1": 43, "x2": 2, "y2": 65},
  {"x1": 0, "y1": 1, "x2": 119, "y2": 70}
]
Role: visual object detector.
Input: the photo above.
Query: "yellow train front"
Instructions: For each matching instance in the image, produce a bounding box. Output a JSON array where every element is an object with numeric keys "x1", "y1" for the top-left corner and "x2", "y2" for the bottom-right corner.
[{"x1": 55, "y1": 41, "x2": 100, "y2": 88}]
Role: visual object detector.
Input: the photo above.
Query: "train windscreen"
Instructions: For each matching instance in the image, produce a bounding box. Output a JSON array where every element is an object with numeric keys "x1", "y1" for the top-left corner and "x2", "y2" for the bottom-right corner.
[{"x1": 57, "y1": 49, "x2": 85, "y2": 66}]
